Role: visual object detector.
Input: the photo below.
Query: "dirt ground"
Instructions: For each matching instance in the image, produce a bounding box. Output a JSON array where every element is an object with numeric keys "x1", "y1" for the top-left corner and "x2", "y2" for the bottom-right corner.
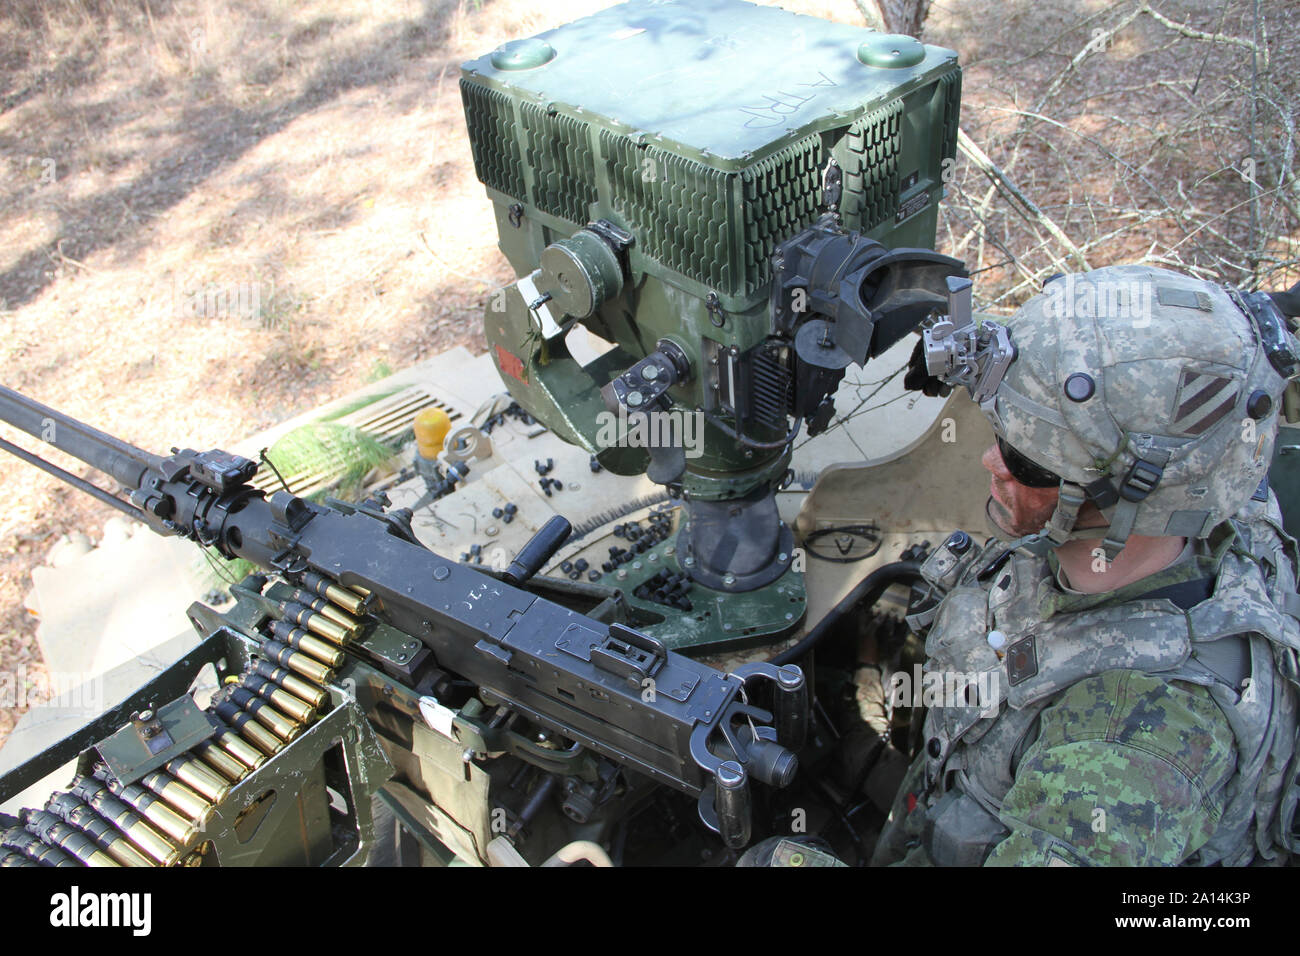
[{"x1": 0, "y1": 0, "x2": 1295, "y2": 748}]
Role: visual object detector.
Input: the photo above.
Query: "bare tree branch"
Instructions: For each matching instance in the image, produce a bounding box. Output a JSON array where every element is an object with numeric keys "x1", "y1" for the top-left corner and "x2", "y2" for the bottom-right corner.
[{"x1": 957, "y1": 128, "x2": 1091, "y2": 270}]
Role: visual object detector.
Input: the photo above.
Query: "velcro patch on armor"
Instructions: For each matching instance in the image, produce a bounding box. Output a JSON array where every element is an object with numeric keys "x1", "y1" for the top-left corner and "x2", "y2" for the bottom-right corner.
[
  {"x1": 1157, "y1": 285, "x2": 1213, "y2": 311},
  {"x1": 1006, "y1": 635, "x2": 1039, "y2": 686},
  {"x1": 1172, "y1": 368, "x2": 1238, "y2": 436}
]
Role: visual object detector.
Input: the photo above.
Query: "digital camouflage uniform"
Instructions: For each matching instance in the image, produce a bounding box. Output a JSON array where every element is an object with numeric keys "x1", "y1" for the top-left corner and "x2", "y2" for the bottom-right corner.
[
  {"x1": 872, "y1": 499, "x2": 1300, "y2": 866},
  {"x1": 873, "y1": 266, "x2": 1300, "y2": 865}
]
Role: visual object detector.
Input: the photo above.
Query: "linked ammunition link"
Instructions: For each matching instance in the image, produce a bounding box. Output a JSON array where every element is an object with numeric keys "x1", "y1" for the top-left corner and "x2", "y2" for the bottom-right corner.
[{"x1": 1, "y1": 572, "x2": 361, "y2": 866}]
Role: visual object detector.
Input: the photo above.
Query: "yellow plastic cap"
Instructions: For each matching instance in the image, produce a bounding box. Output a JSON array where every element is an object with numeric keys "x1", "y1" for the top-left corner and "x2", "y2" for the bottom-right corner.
[{"x1": 414, "y1": 407, "x2": 452, "y2": 459}]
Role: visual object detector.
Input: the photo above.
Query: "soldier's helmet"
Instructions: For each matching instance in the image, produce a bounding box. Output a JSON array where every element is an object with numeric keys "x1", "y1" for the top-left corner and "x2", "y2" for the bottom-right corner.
[{"x1": 988, "y1": 264, "x2": 1299, "y2": 556}]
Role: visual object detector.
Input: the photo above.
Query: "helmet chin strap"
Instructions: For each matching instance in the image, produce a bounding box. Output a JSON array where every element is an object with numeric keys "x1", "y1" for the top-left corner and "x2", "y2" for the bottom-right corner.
[{"x1": 999, "y1": 481, "x2": 1131, "y2": 560}]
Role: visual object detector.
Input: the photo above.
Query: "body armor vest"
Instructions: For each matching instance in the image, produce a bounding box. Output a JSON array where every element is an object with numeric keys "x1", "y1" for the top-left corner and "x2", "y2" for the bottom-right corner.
[{"x1": 905, "y1": 513, "x2": 1300, "y2": 866}]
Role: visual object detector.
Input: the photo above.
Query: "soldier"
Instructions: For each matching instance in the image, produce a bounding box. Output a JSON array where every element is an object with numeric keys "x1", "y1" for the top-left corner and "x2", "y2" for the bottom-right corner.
[{"x1": 872, "y1": 265, "x2": 1300, "y2": 866}]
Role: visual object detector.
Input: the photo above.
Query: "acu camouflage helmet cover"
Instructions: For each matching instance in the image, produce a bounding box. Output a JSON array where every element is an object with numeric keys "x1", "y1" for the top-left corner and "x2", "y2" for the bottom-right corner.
[{"x1": 986, "y1": 265, "x2": 1297, "y2": 554}]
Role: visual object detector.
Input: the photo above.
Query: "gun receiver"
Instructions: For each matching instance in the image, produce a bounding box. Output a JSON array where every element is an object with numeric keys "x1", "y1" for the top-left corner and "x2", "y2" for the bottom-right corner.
[{"x1": 0, "y1": 385, "x2": 805, "y2": 848}]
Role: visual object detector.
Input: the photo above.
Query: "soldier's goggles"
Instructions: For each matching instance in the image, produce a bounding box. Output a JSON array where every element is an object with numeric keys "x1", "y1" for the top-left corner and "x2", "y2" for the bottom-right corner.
[{"x1": 996, "y1": 436, "x2": 1061, "y2": 488}]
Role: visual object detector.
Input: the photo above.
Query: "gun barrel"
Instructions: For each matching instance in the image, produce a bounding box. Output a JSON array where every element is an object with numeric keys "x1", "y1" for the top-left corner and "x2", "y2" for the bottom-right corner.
[{"x1": 0, "y1": 385, "x2": 162, "y2": 490}]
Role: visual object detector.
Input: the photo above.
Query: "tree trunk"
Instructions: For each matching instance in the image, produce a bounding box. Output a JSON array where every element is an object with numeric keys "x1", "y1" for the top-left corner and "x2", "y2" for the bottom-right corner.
[{"x1": 857, "y1": 0, "x2": 933, "y2": 38}]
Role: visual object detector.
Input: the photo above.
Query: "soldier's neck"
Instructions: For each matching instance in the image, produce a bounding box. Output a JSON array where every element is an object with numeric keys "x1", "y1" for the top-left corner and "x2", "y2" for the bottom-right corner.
[{"x1": 1053, "y1": 534, "x2": 1189, "y2": 593}]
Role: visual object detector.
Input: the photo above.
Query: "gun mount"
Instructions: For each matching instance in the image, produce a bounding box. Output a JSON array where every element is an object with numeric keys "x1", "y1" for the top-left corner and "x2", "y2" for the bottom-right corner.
[{"x1": 464, "y1": 0, "x2": 965, "y2": 650}]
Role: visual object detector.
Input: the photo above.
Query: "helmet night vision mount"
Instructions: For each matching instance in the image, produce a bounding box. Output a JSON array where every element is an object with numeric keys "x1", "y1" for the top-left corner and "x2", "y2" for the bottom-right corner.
[{"x1": 462, "y1": 0, "x2": 966, "y2": 650}]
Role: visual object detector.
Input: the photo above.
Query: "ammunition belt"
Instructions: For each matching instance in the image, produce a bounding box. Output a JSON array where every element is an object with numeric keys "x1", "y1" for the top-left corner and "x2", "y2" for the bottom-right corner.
[{"x1": 0, "y1": 576, "x2": 365, "y2": 868}]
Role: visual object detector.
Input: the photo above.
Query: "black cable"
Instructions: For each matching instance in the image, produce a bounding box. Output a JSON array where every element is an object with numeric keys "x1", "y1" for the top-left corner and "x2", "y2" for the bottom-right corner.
[
  {"x1": 803, "y1": 523, "x2": 883, "y2": 563},
  {"x1": 842, "y1": 732, "x2": 889, "y2": 811},
  {"x1": 807, "y1": 776, "x2": 866, "y2": 867},
  {"x1": 771, "y1": 560, "x2": 923, "y2": 667},
  {"x1": 703, "y1": 411, "x2": 803, "y2": 451},
  {"x1": 259, "y1": 447, "x2": 292, "y2": 493}
]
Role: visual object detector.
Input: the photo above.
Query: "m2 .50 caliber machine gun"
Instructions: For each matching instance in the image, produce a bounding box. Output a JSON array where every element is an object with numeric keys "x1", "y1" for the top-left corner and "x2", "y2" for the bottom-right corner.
[{"x1": 0, "y1": 385, "x2": 806, "y2": 865}]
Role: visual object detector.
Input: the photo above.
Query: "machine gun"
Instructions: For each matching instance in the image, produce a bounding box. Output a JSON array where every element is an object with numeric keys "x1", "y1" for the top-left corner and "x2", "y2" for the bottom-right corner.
[{"x1": 0, "y1": 384, "x2": 807, "y2": 865}]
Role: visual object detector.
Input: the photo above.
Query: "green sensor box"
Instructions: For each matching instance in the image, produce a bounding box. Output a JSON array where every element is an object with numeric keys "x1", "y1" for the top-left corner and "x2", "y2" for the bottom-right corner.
[{"x1": 460, "y1": 0, "x2": 961, "y2": 312}]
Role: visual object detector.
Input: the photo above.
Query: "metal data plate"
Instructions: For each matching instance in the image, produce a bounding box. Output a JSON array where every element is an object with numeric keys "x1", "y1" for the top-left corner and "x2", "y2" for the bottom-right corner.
[{"x1": 94, "y1": 695, "x2": 216, "y2": 787}]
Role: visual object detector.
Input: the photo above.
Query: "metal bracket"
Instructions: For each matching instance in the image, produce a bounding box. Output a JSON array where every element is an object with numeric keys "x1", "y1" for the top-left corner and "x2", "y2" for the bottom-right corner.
[{"x1": 93, "y1": 696, "x2": 217, "y2": 788}]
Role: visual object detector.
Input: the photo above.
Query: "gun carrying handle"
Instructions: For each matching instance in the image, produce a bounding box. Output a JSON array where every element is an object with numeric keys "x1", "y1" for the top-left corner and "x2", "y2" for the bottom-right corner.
[{"x1": 502, "y1": 515, "x2": 572, "y2": 585}]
